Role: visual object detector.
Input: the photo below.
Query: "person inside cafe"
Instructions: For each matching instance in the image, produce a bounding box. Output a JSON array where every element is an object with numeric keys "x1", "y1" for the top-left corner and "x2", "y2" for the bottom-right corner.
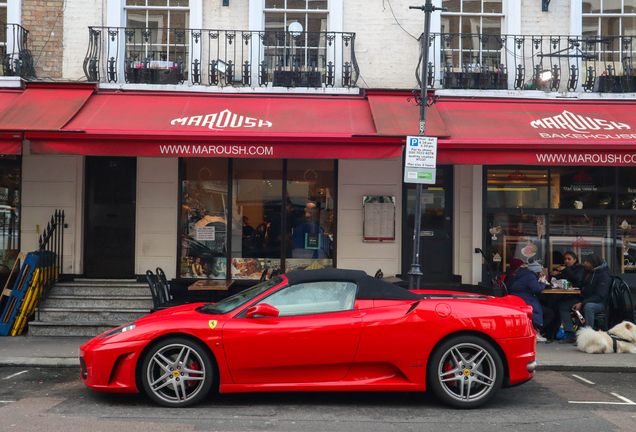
[
  {"x1": 557, "y1": 254, "x2": 611, "y2": 344},
  {"x1": 191, "y1": 257, "x2": 205, "y2": 278},
  {"x1": 551, "y1": 250, "x2": 585, "y2": 288},
  {"x1": 509, "y1": 261, "x2": 554, "y2": 343}
]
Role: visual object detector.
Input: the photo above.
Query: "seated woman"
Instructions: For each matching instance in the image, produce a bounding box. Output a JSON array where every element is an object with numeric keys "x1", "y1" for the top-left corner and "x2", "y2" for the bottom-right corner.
[
  {"x1": 509, "y1": 261, "x2": 554, "y2": 343},
  {"x1": 550, "y1": 250, "x2": 585, "y2": 287}
]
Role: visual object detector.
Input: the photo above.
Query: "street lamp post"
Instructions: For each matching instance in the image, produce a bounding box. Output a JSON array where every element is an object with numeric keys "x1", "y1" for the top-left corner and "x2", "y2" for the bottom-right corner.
[{"x1": 408, "y1": 1, "x2": 444, "y2": 290}]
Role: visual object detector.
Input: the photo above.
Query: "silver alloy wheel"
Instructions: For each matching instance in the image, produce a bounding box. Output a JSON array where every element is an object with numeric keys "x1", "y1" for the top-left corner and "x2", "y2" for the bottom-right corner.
[
  {"x1": 146, "y1": 343, "x2": 207, "y2": 404},
  {"x1": 437, "y1": 342, "x2": 497, "y2": 403}
]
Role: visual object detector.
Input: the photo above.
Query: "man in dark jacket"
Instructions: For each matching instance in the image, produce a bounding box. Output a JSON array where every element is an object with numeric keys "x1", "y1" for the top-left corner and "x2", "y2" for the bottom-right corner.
[
  {"x1": 558, "y1": 254, "x2": 611, "y2": 344},
  {"x1": 509, "y1": 261, "x2": 554, "y2": 342}
]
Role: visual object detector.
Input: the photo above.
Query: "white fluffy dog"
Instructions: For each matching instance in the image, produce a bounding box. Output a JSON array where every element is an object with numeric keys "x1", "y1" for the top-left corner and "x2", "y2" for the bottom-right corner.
[{"x1": 576, "y1": 321, "x2": 636, "y2": 354}]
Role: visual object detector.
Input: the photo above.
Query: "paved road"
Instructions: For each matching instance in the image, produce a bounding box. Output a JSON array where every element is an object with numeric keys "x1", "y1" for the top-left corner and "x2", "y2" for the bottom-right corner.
[{"x1": 0, "y1": 367, "x2": 635, "y2": 432}]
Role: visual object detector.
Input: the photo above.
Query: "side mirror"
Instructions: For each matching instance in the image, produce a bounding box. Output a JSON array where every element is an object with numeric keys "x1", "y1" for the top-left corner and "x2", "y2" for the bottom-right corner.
[{"x1": 246, "y1": 303, "x2": 279, "y2": 318}]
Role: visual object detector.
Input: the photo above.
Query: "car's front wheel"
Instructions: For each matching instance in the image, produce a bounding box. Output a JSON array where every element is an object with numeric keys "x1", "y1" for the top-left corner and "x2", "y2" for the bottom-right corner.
[
  {"x1": 141, "y1": 338, "x2": 213, "y2": 407},
  {"x1": 428, "y1": 335, "x2": 504, "y2": 409}
]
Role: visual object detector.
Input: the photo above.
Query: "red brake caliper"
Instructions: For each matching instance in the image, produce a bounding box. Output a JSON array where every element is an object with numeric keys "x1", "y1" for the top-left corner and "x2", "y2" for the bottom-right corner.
[
  {"x1": 444, "y1": 362, "x2": 457, "y2": 387},
  {"x1": 186, "y1": 361, "x2": 199, "y2": 387}
]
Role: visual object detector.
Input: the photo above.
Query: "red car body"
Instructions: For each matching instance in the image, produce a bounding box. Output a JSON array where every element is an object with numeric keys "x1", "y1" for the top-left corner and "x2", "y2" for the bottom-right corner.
[{"x1": 80, "y1": 269, "x2": 536, "y2": 409}]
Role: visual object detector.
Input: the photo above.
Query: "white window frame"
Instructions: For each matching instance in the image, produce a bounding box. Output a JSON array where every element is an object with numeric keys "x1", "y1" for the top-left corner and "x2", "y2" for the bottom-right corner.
[
  {"x1": 249, "y1": 0, "x2": 343, "y2": 87},
  {"x1": 108, "y1": 0, "x2": 201, "y2": 84}
]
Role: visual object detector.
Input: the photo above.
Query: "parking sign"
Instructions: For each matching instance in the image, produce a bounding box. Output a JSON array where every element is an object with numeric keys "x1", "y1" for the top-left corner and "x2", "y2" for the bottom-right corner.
[{"x1": 404, "y1": 136, "x2": 437, "y2": 184}]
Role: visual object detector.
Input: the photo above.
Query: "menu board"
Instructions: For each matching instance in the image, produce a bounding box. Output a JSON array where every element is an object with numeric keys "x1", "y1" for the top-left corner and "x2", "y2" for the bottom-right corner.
[{"x1": 362, "y1": 196, "x2": 395, "y2": 242}]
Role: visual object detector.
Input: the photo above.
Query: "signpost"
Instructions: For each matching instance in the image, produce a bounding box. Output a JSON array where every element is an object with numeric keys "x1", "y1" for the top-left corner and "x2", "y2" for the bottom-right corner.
[{"x1": 407, "y1": 1, "x2": 445, "y2": 290}]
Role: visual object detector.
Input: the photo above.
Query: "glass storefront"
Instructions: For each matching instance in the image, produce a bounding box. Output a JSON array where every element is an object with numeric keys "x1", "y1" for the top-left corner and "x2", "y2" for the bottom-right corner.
[
  {"x1": 180, "y1": 158, "x2": 335, "y2": 281},
  {"x1": 484, "y1": 166, "x2": 636, "y2": 283},
  {"x1": 0, "y1": 156, "x2": 20, "y2": 276}
]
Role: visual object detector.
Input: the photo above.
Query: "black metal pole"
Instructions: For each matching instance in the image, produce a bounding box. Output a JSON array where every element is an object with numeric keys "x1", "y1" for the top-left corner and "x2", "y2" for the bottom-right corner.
[{"x1": 408, "y1": 1, "x2": 438, "y2": 290}]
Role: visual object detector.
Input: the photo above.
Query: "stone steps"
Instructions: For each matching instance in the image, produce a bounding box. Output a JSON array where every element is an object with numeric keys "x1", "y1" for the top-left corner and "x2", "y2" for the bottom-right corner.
[
  {"x1": 28, "y1": 321, "x2": 130, "y2": 337},
  {"x1": 44, "y1": 295, "x2": 153, "y2": 309},
  {"x1": 28, "y1": 279, "x2": 153, "y2": 337}
]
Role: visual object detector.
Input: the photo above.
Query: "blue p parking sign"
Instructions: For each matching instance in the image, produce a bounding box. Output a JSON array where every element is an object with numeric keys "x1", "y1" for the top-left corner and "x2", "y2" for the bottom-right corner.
[{"x1": 409, "y1": 137, "x2": 419, "y2": 146}]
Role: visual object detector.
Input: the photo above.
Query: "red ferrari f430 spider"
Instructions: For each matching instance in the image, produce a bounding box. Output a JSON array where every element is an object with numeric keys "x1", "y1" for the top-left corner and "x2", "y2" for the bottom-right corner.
[{"x1": 80, "y1": 269, "x2": 536, "y2": 409}]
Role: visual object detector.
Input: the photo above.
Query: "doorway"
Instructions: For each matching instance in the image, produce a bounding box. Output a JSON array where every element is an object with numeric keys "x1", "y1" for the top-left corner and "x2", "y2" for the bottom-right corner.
[
  {"x1": 402, "y1": 167, "x2": 454, "y2": 283},
  {"x1": 84, "y1": 157, "x2": 136, "y2": 278}
]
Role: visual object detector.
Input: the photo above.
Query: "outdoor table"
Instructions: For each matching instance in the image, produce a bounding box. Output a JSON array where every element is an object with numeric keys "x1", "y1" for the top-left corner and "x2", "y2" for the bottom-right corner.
[
  {"x1": 188, "y1": 280, "x2": 235, "y2": 301},
  {"x1": 188, "y1": 280, "x2": 235, "y2": 291},
  {"x1": 541, "y1": 288, "x2": 580, "y2": 294}
]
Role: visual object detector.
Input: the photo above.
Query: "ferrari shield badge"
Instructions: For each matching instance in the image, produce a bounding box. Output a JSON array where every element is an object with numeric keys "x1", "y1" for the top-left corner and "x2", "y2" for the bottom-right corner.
[{"x1": 208, "y1": 320, "x2": 218, "y2": 329}]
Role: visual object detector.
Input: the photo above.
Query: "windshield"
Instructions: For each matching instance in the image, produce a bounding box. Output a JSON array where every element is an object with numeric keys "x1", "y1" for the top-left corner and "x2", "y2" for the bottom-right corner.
[{"x1": 198, "y1": 276, "x2": 284, "y2": 315}]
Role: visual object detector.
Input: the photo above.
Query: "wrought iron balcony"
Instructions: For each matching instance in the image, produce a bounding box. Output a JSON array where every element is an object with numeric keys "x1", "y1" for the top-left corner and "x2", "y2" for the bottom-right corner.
[
  {"x1": 422, "y1": 33, "x2": 636, "y2": 93},
  {"x1": 84, "y1": 27, "x2": 358, "y2": 89},
  {"x1": 1, "y1": 24, "x2": 35, "y2": 79}
]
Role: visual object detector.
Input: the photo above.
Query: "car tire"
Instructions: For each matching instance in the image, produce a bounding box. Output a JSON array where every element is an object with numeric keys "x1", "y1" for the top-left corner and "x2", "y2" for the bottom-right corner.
[
  {"x1": 141, "y1": 337, "x2": 214, "y2": 407},
  {"x1": 427, "y1": 335, "x2": 504, "y2": 409}
]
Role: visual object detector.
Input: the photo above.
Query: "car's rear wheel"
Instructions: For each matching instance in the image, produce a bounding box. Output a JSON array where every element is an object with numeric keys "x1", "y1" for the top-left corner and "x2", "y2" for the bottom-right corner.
[
  {"x1": 141, "y1": 338, "x2": 213, "y2": 407},
  {"x1": 427, "y1": 335, "x2": 503, "y2": 409}
]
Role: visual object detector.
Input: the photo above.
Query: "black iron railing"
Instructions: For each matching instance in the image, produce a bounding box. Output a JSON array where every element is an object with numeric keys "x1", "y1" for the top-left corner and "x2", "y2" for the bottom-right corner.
[
  {"x1": 36, "y1": 210, "x2": 65, "y2": 304},
  {"x1": 84, "y1": 27, "x2": 358, "y2": 88},
  {"x1": 1, "y1": 24, "x2": 35, "y2": 79},
  {"x1": 420, "y1": 33, "x2": 636, "y2": 93}
]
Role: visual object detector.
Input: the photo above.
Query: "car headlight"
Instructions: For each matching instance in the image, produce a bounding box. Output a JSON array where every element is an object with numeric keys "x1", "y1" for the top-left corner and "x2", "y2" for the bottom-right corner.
[{"x1": 99, "y1": 323, "x2": 136, "y2": 339}]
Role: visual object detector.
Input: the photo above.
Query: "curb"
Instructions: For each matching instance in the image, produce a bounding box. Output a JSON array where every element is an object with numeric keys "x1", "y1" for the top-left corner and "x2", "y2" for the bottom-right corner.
[
  {"x1": 0, "y1": 357, "x2": 79, "y2": 368},
  {"x1": 536, "y1": 364, "x2": 636, "y2": 373}
]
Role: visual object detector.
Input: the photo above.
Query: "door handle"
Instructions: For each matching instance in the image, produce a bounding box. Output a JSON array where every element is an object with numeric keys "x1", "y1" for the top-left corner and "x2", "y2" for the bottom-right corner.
[{"x1": 351, "y1": 312, "x2": 366, "y2": 318}]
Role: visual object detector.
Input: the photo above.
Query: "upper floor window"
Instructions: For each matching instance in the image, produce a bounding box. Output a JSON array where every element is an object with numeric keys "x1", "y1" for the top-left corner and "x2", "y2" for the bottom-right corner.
[
  {"x1": 440, "y1": 0, "x2": 504, "y2": 71},
  {"x1": 583, "y1": 1, "x2": 636, "y2": 36},
  {"x1": 264, "y1": 1, "x2": 328, "y2": 33},
  {"x1": 124, "y1": 0, "x2": 190, "y2": 65}
]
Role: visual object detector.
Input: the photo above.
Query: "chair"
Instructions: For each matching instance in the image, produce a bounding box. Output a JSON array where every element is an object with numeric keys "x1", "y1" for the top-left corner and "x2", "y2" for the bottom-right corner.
[
  {"x1": 593, "y1": 276, "x2": 622, "y2": 331},
  {"x1": 146, "y1": 269, "x2": 182, "y2": 313},
  {"x1": 612, "y1": 276, "x2": 635, "y2": 324},
  {"x1": 156, "y1": 267, "x2": 173, "y2": 302}
]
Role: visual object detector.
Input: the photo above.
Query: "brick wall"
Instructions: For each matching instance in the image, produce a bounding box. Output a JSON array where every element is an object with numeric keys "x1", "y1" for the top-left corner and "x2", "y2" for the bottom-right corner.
[{"x1": 22, "y1": 0, "x2": 65, "y2": 79}]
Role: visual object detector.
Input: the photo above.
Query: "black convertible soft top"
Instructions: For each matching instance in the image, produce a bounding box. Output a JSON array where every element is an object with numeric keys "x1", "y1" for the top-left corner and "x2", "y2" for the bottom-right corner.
[{"x1": 284, "y1": 268, "x2": 421, "y2": 301}]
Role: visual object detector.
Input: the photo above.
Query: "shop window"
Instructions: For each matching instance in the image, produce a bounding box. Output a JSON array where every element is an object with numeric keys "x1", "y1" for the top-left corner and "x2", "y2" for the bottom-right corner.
[
  {"x1": 485, "y1": 213, "x2": 547, "y2": 273},
  {"x1": 180, "y1": 158, "x2": 228, "y2": 279},
  {"x1": 285, "y1": 159, "x2": 334, "y2": 271},
  {"x1": 0, "y1": 156, "x2": 20, "y2": 275},
  {"x1": 180, "y1": 158, "x2": 336, "y2": 281},
  {"x1": 617, "y1": 216, "x2": 636, "y2": 274},
  {"x1": 548, "y1": 214, "x2": 612, "y2": 271},
  {"x1": 231, "y1": 159, "x2": 284, "y2": 280},
  {"x1": 486, "y1": 168, "x2": 549, "y2": 209},
  {"x1": 618, "y1": 167, "x2": 636, "y2": 209},
  {"x1": 550, "y1": 167, "x2": 615, "y2": 210}
]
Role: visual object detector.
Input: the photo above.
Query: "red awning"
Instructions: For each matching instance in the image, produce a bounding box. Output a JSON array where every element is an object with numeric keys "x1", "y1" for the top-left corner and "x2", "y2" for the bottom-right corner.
[
  {"x1": 435, "y1": 99, "x2": 636, "y2": 165},
  {"x1": 0, "y1": 83, "x2": 94, "y2": 131},
  {"x1": 0, "y1": 90, "x2": 26, "y2": 154},
  {"x1": 28, "y1": 92, "x2": 403, "y2": 159},
  {"x1": 367, "y1": 91, "x2": 449, "y2": 137}
]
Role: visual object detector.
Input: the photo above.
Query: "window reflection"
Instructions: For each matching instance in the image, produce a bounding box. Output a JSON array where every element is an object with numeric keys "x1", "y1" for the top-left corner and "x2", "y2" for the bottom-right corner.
[
  {"x1": 485, "y1": 213, "x2": 546, "y2": 272},
  {"x1": 548, "y1": 215, "x2": 611, "y2": 271},
  {"x1": 232, "y1": 159, "x2": 283, "y2": 280},
  {"x1": 285, "y1": 159, "x2": 334, "y2": 272},
  {"x1": 551, "y1": 167, "x2": 615, "y2": 210},
  {"x1": 0, "y1": 156, "x2": 20, "y2": 274},
  {"x1": 486, "y1": 168, "x2": 548, "y2": 208},
  {"x1": 180, "y1": 158, "x2": 228, "y2": 279}
]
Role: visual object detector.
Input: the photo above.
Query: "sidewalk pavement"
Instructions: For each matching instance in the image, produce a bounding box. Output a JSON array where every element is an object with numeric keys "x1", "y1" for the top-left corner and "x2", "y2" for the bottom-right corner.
[{"x1": 0, "y1": 335, "x2": 635, "y2": 371}]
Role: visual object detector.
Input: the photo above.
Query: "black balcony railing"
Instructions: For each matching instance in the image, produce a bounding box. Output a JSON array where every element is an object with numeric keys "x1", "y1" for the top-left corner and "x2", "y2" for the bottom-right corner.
[
  {"x1": 1, "y1": 24, "x2": 35, "y2": 79},
  {"x1": 84, "y1": 27, "x2": 359, "y2": 89},
  {"x1": 421, "y1": 33, "x2": 636, "y2": 93}
]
